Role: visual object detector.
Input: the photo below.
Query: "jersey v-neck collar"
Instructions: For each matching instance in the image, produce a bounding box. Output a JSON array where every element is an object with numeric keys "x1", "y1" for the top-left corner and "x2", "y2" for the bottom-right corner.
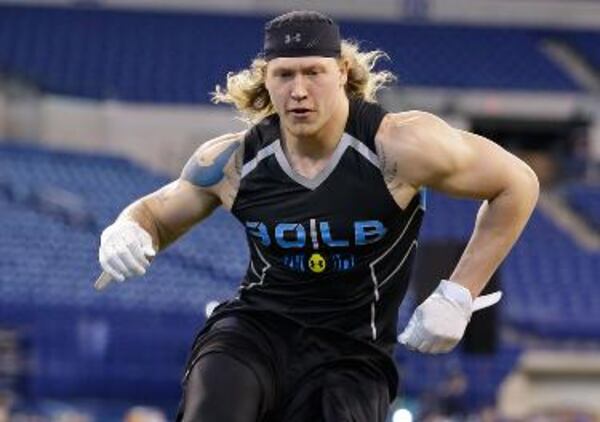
[
  {"x1": 273, "y1": 133, "x2": 381, "y2": 190},
  {"x1": 273, "y1": 133, "x2": 351, "y2": 191}
]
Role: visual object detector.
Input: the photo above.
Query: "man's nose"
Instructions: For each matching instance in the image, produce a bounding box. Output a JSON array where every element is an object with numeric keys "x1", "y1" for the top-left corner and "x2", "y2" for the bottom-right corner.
[{"x1": 290, "y1": 75, "x2": 308, "y2": 101}]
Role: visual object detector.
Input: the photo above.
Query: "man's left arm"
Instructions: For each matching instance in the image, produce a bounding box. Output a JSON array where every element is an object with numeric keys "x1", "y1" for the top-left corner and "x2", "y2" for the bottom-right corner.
[
  {"x1": 377, "y1": 111, "x2": 539, "y2": 353},
  {"x1": 426, "y1": 128, "x2": 539, "y2": 297}
]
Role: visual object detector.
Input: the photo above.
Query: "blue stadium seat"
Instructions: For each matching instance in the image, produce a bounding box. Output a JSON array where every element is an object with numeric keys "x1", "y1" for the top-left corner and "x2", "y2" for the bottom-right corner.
[{"x1": 0, "y1": 5, "x2": 585, "y2": 103}]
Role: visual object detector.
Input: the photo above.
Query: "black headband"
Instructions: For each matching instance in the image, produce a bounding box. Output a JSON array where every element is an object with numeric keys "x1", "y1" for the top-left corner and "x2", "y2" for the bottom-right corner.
[{"x1": 263, "y1": 11, "x2": 341, "y2": 61}]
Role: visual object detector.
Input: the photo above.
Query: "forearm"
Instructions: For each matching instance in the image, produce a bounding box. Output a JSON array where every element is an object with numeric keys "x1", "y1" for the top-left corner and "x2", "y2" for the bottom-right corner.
[
  {"x1": 114, "y1": 180, "x2": 219, "y2": 252},
  {"x1": 117, "y1": 197, "x2": 176, "y2": 252},
  {"x1": 450, "y1": 177, "x2": 539, "y2": 297}
]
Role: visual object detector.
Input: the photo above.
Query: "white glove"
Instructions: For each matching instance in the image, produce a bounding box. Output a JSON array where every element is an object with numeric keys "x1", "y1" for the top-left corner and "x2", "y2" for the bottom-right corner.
[
  {"x1": 98, "y1": 220, "x2": 155, "y2": 282},
  {"x1": 398, "y1": 280, "x2": 502, "y2": 354}
]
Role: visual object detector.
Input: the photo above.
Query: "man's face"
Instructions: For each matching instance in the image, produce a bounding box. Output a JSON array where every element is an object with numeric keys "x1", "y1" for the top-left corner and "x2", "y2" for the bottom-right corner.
[{"x1": 265, "y1": 56, "x2": 348, "y2": 138}]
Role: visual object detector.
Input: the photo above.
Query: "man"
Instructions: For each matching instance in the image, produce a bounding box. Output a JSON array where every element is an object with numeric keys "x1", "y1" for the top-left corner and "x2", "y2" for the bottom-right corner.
[{"x1": 97, "y1": 10, "x2": 539, "y2": 422}]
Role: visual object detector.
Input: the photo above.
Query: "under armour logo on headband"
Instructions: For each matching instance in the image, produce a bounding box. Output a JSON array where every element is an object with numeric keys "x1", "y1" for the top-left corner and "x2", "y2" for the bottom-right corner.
[{"x1": 284, "y1": 33, "x2": 302, "y2": 44}]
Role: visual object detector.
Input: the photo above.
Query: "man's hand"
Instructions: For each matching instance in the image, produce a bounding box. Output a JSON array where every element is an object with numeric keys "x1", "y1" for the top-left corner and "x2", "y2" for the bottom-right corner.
[
  {"x1": 98, "y1": 220, "x2": 156, "y2": 283},
  {"x1": 398, "y1": 280, "x2": 502, "y2": 354}
]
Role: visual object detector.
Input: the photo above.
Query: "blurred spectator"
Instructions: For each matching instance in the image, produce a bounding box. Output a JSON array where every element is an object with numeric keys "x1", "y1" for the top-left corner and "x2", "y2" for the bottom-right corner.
[
  {"x1": 123, "y1": 406, "x2": 166, "y2": 422},
  {"x1": 53, "y1": 410, "x2": 93, "y2": 422},
  {"x1": 437, "y1": 369, "x2": 468, "y2": 419},
  {"x1": 419, "y1": 368, "x2": 469, "y2": 421},
  {"x1": 0, "y1": 391, "x2": 12, "y2": 422},
  {"x1": 10, "y1": 414, "x2": 49, "y2": 422}
]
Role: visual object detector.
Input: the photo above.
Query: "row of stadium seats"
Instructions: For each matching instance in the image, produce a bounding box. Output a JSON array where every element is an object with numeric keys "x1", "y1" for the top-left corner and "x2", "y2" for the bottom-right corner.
[
  {"x1": 0, "y1": 5, "x2": 590, "y2": 103},
  {"x1": 0, "y1": 197, "x2": 241, "y2": 313}
]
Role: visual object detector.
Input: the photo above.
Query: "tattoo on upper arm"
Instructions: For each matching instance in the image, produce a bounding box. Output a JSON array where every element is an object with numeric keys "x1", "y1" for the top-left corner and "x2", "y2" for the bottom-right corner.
[
  {"x1": 181, "y1": 142, "x2": 240, "y2": 188},
  {"x1": 221, "y1": 141, "x2": 244, "y2": 208},
  {"x1": 376, "y1": 139, "x2": 397, "y2": 184},
  {"x1": 384, "y1": 162, "x2": 398, "y2": 184},
  {"x1": 234, "y1": 144, "x2": 243, "y2": 175},
  {"x1": 224, "y1": 143, "x2": 243, "y2": 190}
]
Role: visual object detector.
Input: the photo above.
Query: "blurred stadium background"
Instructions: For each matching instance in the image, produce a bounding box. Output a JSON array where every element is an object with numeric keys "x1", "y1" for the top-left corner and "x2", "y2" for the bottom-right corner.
[{"x1": 0, "y1": 0, "x2": 599, "y2": 421}]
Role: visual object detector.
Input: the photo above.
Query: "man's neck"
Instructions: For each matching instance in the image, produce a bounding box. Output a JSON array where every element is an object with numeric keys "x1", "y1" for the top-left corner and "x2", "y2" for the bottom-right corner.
[{"x1": 283, "y1": 96, "x2": 349, "y2": 160}]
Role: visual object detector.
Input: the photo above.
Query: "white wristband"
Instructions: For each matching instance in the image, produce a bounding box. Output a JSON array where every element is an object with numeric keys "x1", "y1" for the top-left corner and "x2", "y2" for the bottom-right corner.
[
  {"x1": 438, "y1": 279, "x2": 473, "y2": 313},
  {"x1": 439, "y1": 279, "x2": 503, "y2": 313}
]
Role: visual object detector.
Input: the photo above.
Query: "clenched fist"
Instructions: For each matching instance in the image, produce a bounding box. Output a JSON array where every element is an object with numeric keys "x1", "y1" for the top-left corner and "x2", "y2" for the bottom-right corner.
[
  {"x1": 98, "y1": 220, "x2": 155, "y2": 282},
  {"x1": 399, "y1": 280, "x2": 502, "y2": 354}
]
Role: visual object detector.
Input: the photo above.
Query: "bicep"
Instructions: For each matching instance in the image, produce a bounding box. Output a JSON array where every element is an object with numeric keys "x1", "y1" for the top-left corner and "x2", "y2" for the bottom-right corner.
[
  {"x1": 429, "y1": 130, "x2": 533, "y2": 200},
  {"x1": 383, "y1": 112, "x2": 534, "y2": 201}
]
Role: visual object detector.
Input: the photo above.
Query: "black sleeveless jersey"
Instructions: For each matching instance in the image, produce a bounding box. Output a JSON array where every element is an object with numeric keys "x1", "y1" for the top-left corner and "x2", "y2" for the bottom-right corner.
[{"x1": 226, "y1": 99, "x2": 424, "y2": 351}]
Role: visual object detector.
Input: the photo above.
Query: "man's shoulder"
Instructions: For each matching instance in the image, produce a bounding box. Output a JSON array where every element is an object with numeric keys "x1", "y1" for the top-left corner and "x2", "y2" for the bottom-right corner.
[
  {"x1": 375, "y1": 110, "x2": 465, "y2": 189},
  {"x1": 376, "y1": 110, "x2": 450, "y2": 148},
  {"x1": 181, "y1": 132, "x2": 245, "y2": 189},
  {"x1": 378, "y1": 110, "x2": 440, "y2": 134},
  {"x1": 193, "y1": 131, "x2": 246, "y2": 159}
]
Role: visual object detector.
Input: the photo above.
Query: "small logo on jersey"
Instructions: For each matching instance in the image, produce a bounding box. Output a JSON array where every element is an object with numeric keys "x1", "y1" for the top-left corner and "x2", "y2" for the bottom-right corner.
[{"x1": 308, "y1": 253, "x2": 326, "y2": 273}]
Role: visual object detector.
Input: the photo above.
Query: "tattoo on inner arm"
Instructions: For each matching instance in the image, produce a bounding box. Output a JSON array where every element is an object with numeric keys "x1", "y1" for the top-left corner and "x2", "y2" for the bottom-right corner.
[
  {"x1": 225, "y1": 171, "x2": 240, "y2": 190},
  {"x1": 378, "y1": 145, "x2": 398, "y2": 184},
  {"x1": 181, "y1": 142, "x2": 240, "y2": 188},
  {"x1": 384, "y1": 162, "x2": 398, "y2": 184}
]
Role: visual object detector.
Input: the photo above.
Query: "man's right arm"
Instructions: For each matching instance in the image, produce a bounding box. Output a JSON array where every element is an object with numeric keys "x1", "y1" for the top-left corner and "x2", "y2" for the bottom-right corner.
[{"x1": 98, "y1": 132, "x2": 244, "y2": 282}]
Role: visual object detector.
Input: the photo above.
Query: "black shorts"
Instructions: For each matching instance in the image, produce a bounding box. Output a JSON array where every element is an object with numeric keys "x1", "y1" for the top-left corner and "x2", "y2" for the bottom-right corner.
[{"x1": 178, "y1": 307, "x2": 397, "y2": 422}]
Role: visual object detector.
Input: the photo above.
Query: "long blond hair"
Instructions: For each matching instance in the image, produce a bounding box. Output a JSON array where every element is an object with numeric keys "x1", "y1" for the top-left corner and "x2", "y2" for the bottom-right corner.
[{"x1": 212, "y1": 40, "x2": 396, "y2": 124}]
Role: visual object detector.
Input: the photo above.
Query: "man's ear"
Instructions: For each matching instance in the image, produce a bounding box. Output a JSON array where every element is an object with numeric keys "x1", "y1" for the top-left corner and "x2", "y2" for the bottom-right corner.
[
  {"x1": 338, "y1": 58, "x2": 350, "y2": 87},
  {"x1": 264, "y1": 62, "x2": 272, "y2": 91}
]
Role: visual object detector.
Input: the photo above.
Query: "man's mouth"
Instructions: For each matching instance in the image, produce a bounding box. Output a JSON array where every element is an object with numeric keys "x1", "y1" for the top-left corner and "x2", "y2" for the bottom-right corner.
[{"x1": 288, "y1": 108, "x2": 313, "y2": 116}]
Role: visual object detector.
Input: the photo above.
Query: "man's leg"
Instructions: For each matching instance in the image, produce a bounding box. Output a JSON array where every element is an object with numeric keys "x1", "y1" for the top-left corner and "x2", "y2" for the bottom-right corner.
[
  {"x1": 321, "y1": 369, "x2": 390, "y2": 422},
  {"x1": 281, "y1": 367, "x2": 390, "y2": 422},
  {"x1": 179, "y1": 353, "x2": 263, "y2": 422}
]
